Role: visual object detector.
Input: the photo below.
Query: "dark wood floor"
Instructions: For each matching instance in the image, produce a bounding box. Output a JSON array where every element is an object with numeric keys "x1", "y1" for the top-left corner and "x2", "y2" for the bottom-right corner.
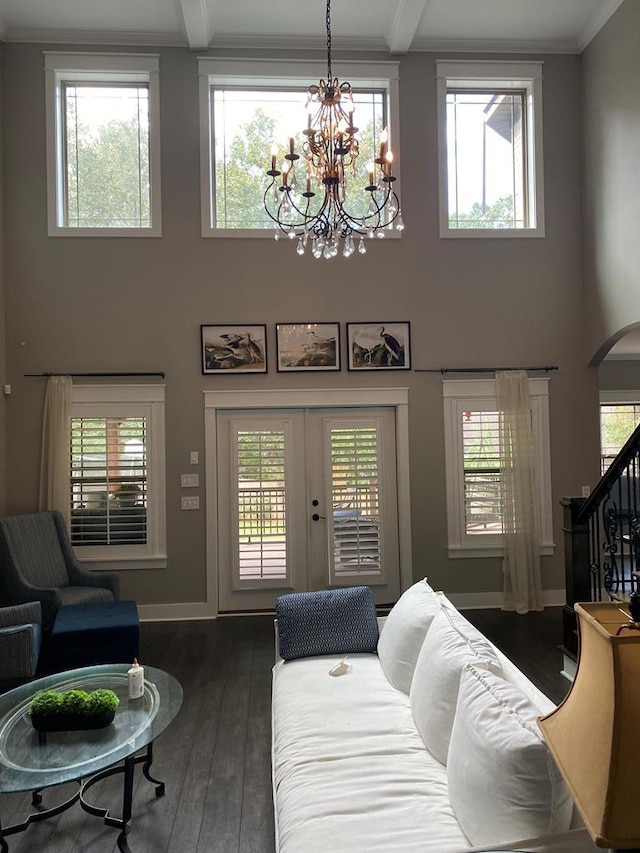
[{"x1": 0, "y1": 607, "x2": 570, "y2": 852}]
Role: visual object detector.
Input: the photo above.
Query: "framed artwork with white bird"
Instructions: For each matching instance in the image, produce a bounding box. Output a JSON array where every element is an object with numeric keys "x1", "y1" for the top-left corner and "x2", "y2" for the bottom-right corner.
[{"x1": 347, "y1": 322, "x2": 411, "y2": 370}]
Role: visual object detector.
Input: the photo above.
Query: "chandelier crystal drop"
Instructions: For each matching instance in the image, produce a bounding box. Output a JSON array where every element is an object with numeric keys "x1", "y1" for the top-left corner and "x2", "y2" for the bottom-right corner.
[{"x1": 263, "y1": 0, "x2": 403, "y2": 259}]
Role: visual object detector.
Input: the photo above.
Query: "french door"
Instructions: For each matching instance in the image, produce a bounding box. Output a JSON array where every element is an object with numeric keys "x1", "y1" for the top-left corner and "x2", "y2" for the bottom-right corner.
[{"x1": 216, "y1": 407, "x2": 400, "y2": 612}]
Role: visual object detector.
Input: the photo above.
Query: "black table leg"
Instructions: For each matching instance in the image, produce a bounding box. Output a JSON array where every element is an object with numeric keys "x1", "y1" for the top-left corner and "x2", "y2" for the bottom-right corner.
[
  {"x1": 116, "y1": 755, "x2": 135, "y2": 853},
  {"x1": 142, "y1": 742, "x2": 165, "y2": 796}
]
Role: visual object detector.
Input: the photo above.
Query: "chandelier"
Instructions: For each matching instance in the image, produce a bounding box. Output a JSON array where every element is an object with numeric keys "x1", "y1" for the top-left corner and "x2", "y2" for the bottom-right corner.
[{"x1": 263, "y1": 0, "x2": 403, "y2": 259}]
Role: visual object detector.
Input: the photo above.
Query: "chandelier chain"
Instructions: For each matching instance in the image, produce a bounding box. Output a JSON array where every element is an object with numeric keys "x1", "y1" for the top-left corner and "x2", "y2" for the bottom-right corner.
[{"x1": 326, "y1": 0, "x2": 332, "y2": 82}]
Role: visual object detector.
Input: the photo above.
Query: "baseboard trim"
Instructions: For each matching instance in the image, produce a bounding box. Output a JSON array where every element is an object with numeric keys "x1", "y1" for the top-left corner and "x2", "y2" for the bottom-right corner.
[
  {"x1": 450, "y1": 588, "x2": 566, "y2": 611},
  {"x1": 137, "y1": 601, "x2": 217, "y2": 622},
  {"x1": 137, "y1": 588, "x2": 567, "y2": 622}
]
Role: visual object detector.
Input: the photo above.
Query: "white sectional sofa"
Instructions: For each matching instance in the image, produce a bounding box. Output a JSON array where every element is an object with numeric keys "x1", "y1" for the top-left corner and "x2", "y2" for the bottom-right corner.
[{"x1": 271, "y1": 579, "x2": 597, "y2": 853}]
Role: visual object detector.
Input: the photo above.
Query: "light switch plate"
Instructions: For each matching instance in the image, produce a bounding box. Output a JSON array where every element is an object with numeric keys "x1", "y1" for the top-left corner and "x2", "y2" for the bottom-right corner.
[
  {"x1": 181, "y1": 496, "x2": 199, "y2": 510},
  {"x1": 181, "y1": 473, "x2": 199, "y2": 488},
  {"x1": 190, "y1": 451, "x2": 199, "y2": 465}
]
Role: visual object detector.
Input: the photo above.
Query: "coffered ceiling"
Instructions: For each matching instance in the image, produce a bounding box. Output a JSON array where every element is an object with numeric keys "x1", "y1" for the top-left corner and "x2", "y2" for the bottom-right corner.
[{"x1": 0, "y1": 0, "x2": 625, "y2": 54}]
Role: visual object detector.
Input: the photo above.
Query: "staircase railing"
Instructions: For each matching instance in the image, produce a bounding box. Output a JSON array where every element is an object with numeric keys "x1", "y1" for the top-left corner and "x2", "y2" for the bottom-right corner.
[{"x1": 562, "y1": 419, "x2": 640, "y2": 657}]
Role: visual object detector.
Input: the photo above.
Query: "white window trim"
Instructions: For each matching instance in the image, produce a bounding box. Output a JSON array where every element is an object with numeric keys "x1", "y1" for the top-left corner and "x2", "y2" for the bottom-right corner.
[
  {"x1": 71, "y1": 384, "x2": 167, "y2": 570},
  {"x1": 600, "y1": 390, "x2": 640, "y2": 404},
  {"x1": 436, "y1": 60, "x2": 545, "y2": 239},
  {"x1": 204, "y1": 387, "x2": 412, "y2": 615},
  {"x1": 197, "y1": 57, "x2": 401, "y2": 239},
  {"x1": 443, "y1": 377, "x2": 554, "y2": 558},
  {"x1": 44, "y1": 52, "x2": 162, "y2": 237}
]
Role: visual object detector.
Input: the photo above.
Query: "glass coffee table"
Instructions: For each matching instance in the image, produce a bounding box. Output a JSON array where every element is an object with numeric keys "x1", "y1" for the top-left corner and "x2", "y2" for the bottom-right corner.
[{"x1": 0, "y1": 664, "x2": 183, "y2": 852}]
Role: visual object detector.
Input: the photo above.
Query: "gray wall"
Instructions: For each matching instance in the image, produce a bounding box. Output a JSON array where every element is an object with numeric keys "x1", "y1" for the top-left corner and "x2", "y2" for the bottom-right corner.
[
  {"x1": 1, "y1": 44, "x2": 600, "y2": 605},
  {"x1": 0, "y1": 40, "x2": 6, "y2": 516},
  {"x1": 583, "y1": 0, "x2": 640, "y2": 365}
]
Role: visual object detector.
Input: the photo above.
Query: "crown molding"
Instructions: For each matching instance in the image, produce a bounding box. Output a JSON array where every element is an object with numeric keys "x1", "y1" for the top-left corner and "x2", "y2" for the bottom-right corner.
[
  {"x1": 577, "y1": 0, "x2": 625, "y2": 52},
  {"x1": 1, "y1": 27, "x2": 188, "y2": 47},
  {"x1": 1, "y1": 24, "x2": 618, "y2": 56},
  {"x1": 410, "y1": 36, "x2": 581, "y2": 55},
  {"x1": 209, "y1": 34, "x2": 389, "y2": 53}
]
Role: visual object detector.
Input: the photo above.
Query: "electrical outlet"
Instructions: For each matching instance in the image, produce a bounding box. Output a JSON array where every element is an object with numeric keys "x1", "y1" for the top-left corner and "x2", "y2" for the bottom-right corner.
[
  {"x1": 181, "y1": 473, "x2": 199, "y2": 488},
  {"x1": 581, "y1": 485, "x2": 590, "y2": 497},
  {"x1": 181, "y1": 496, "x2": 199, "y2": 510}
]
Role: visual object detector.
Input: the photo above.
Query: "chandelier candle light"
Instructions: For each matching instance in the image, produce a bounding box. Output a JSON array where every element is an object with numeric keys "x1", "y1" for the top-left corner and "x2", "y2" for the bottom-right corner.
[{"x1": 264, "y1": 0, "x2": 403, "y2": 259}]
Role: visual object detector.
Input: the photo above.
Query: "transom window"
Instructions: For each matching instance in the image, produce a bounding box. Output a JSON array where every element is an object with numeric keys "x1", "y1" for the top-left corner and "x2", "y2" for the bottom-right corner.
[
  {"x1": 45, "y1": 52, "x2": 161, "y2": 237},
  {"x1": 63, "y1": 83, "x2": 151, "y2": 228},
  {"x1": 198, "y1": 58, "x2": 400, "y2": 237},
  {"x1": 212, "y1": 88, "x2": 386, "y2": 230},
  {"x1": 437, "y1": 60, "x2": 544, "y2": 238}
]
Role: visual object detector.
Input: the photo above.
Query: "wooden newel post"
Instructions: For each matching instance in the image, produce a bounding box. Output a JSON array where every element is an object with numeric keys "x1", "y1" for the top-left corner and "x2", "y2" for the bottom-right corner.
[{"x1": 560, "y1": 496, "x2": 590, "y2": 659}]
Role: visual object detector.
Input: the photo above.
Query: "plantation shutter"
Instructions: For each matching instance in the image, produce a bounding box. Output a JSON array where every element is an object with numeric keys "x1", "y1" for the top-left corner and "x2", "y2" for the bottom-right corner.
[
  {"x1": 234, "y1": 427, "x2": 288, "y2": 581},
  {"x1": 462, "y1": 410, "x2": 503, "y2": 535},
  {"x1": 70, "y1": 416, "x2": 147, "y2": 546},
  {"x1": 328, "y1": 423, "x2": 384, "y2": 579}
]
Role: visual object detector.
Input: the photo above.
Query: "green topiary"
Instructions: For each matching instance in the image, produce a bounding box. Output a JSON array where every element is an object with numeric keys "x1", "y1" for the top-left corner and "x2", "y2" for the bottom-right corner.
[
  {"x1": 30, "y1": 688, "x2": 120, "y2": 717},
  {"x1": 30, "y1": 690, "x2": 64, "y2": 716},
  {"x1": 61, "y1": 689, "x2": 91, "y2": 714},
  {"x1": 84, "y1": 688, "x2": 120, "y2": 715}
]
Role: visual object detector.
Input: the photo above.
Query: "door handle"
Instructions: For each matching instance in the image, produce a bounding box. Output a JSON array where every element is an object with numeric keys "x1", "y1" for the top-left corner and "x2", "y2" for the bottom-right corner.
[{"x1": 312, "y1": 513, "x2": 326, "y2": 521}]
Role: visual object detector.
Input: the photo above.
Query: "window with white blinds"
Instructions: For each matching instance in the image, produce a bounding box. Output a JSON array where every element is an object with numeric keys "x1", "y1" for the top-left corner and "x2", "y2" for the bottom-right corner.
[
  {"x1": 600, "y1": 403, "x2": 640, "y2": 474},
  {"x1": 70, "y1": 416, "x2": 147, "y2": 546},
  {"x1": 462, "y1": 410, "x2": 503, "y2": 535},
  {"x1": 235, "y1": 428, "x2": 288, "y2": 581},
  {"x1": 329, "y1": 425, "x2": 382, "y2": 576},
  {"x1": 69, "y1": 385, "x2": 166, "y2": 569},
  {"x1": 443, "y1": 379, "x2": 553, "y2": 558}
]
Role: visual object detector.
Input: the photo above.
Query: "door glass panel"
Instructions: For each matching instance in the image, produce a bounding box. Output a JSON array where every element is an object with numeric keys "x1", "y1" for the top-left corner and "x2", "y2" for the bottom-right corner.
[
  {"x1": 235, "y1": 428, "x2": 287, "y2": 580},
  {"x1": 329, "y1": 425, "x2": 382, "y2": 576}
]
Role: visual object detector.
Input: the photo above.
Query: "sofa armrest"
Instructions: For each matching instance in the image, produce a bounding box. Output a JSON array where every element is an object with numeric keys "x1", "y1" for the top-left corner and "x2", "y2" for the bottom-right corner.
[
  {"x1": 0, "y1": 601, "x2": 41, "y2": 628},
  {"x1": 0, "y1": 622, "x2": 41, "y2": 681}
]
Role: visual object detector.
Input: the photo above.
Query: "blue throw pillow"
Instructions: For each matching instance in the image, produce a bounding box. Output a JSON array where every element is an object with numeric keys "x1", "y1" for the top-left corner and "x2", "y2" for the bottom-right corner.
[{"x1": 276, "y1": 586, "x2": 379, "y2": 661}]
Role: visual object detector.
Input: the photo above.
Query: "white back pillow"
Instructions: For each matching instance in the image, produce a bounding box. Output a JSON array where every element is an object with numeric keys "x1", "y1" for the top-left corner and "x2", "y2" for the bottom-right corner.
[
  {"x1": 447, "y1": 666, "x2": 573, "y2": 845},
  {"x1": 377, "y1": 579, "x2": 443, "y2": 694},
  {"x1": 409, "y1": 607, "x2": 502, "y2": 764}
]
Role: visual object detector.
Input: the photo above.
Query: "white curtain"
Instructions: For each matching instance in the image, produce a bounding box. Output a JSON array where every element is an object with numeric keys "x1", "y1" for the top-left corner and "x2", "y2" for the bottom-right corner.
[
  {"x1": 39, "y1": 375, "x2": 72, "y2": 528},
  {"x1": 496, "y1": 370, "x2": 543, "y2": 614}
]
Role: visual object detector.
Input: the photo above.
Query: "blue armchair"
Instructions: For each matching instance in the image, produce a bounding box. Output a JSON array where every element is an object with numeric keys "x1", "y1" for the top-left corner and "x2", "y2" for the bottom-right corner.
[
  {"x1": 0, "y1": 510, "x2": 119, "y2": 632},
  {"x1": 0, "y1": 601, "x2": 42, "y2": 687}
]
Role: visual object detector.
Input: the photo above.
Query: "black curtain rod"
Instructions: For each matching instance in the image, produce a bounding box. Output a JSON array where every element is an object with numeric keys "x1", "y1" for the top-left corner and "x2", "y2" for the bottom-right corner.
[
  {"x1": 415, "y1": 366, "x2": 558, "y2": 374},
  {"x1": 25, "y1": 371, "x2": 166, "y2": 378}
]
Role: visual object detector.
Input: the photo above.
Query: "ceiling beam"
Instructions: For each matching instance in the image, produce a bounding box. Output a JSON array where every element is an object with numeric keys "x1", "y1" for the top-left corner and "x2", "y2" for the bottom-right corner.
[
  {"x1": 178, "y1": 0, "x2": 214, "y2": 49},
  {"x1": 386, "y1": 0, "x2": 430, "y2": 53}
]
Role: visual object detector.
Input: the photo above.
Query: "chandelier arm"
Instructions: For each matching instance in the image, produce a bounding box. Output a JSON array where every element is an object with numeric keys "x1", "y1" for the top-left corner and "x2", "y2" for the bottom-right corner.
[{"x1": 263, "y1": 0, "x2": 402, "y2": 257}]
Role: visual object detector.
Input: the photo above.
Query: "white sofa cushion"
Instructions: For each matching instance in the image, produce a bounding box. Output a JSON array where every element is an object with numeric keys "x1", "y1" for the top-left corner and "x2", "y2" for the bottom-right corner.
[
  {"x1": 377, "y1": 578, "x2": 444, "y2": 694},
  {"x1": 409, "y1": 607, "x2": 502, "y2": 764},
  {"x1": 447, "y1": 665, "x2": 573, "y2": 846},
  {"x1": 272, "y1": 653, "x2": 471, "y2": 853}
]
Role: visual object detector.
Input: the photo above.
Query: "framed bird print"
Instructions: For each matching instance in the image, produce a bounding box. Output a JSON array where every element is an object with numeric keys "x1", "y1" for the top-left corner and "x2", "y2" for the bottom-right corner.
[
  {"x1": 276, "y1": 323, "x2": 341, "y2": 372},
  {"x1": 201, "y1": 324, "x2": 267, "y2": 373},
  {"x1": 347, "y1": 322, "x2": 411, "y2": 371}
]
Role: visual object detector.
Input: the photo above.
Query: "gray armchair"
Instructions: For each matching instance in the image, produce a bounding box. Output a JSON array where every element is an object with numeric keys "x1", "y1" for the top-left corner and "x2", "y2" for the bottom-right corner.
[
  {"x1": 0, "y1": 601, "x2": 42, "y2": 687},
  {"x1": 0, "y1": 510, "x2": 120, "y2": 632}
]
